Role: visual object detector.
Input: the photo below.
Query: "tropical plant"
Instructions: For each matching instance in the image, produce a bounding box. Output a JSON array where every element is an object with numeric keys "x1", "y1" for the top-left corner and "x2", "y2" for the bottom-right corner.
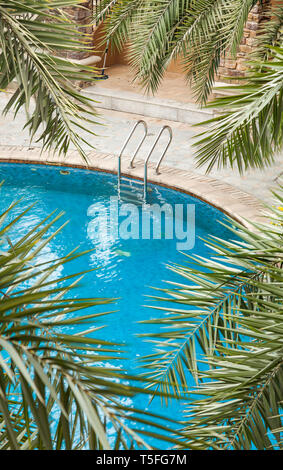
[
  {"x1": 187, "y1": 2, "x2": 283, "y2": 174},
  {"x1": 141, "y1": 187, "x2": 283, "y2": 449},
  {"x1": 255, "y1": 4, "x2": 283, "y2": 60},
  {"x1": 97, "y1": 0, "x2": 268, "y2": 103},
  {"x1": 0, "y1": 191, "x2": 183, "y2": 450},
  {"x1": 194, "y1": 45, "x2": 283, "y2": 173},
  {"x1": 0, "y1": 1, "x2": 99, "y2": 159},
  {"x1": 97, "y1": 1, "x2": 283, "y2": 173}
]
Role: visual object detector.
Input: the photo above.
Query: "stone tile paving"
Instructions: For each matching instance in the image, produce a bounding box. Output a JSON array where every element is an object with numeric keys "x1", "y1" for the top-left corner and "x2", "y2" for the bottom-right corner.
[{"x1": 0, "y1": 92, "x2": 282, "y2": 204}]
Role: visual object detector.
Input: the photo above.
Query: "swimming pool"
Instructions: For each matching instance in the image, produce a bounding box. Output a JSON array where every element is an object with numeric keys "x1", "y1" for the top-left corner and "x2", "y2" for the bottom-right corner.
[{"x1": 0, "y1": 162, "x2": 233, "y2": 447}]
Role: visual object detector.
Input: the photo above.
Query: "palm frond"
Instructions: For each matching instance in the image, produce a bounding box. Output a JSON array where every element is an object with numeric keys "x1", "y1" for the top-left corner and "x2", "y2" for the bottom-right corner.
[
  {"x1": 0, "y1": 1, "x2": 100, "y2": 160},
  {"x1": 180, "y1": 0, "x2": 257, "y2": 103},
  {"x1": 141, "y1": 187, "x2": 283, "y2": 449},
  {"x1": 0, "y1": 198, "x2": 182, "y2": 450},
  {"x1": 101, "y1": 0, "x2": 259, "y2": 103},
  {"x1": 255, "y1": 4, "x2": 283, "y2": 60},
  {"x1": 194, "y1": 46, "x2": 283, "y2": 173},
  {"x1": 99, "y1": 0, "x2": 141, "y2": 52}
]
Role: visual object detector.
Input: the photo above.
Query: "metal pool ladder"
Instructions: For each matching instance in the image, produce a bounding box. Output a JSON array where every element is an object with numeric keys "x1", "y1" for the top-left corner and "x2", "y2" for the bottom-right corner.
[{"x1": 117, "y1": 121, "x2": 172, "y2": 204}]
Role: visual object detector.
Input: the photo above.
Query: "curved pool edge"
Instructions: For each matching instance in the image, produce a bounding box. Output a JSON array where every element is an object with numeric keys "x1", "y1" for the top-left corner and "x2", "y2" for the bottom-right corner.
[{"x1": 0, "y1": 145, "x2": 265, "y2": 227}]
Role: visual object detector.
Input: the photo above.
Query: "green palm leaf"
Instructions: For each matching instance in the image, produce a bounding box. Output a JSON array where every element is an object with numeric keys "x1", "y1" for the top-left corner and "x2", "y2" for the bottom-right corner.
[
  {"x1": 0, "y1": 196, "x2": 182, "y2": 450},
  {"x1": 141, "y1": 188, "x2": 283, "y2": 449},
  {"x1": 194, "y1": 46, "x2": 283, "y2": 173},
  {"x1": 0, "y1": 1, "x2": 100, "y2": 160},
  {"x1": 100, "y1": 0, "x2": 260, "y2": 102},
  {"x1": 255, "y1": 4, "x2": 283, "y2": 60}
]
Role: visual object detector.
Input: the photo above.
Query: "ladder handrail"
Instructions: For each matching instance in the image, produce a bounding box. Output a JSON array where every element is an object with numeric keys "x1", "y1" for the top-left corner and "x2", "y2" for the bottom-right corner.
[
  {"x1": 118, "y1": 120, "x2": 148, "y2": 194},
  {"x1": 143, "y1": 125, "x2": 172, "y2": 200},
  {"x1": 129, "y1": 120, "x2": 148, "y2": 168},
  {"x1": 155, "y1": 126, "x2": 173, "y2": 174}
]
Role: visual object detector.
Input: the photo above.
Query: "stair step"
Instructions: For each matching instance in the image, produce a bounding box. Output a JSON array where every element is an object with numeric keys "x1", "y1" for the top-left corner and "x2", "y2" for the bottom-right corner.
[{"x1": 82, "y1": 86, "x2": 214, "y2": 125}]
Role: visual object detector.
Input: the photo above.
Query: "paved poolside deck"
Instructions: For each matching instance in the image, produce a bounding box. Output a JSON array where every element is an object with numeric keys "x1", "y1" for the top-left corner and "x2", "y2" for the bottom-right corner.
[{"x1": 0, "y1": 91, "x2": 282, "y2": 225}]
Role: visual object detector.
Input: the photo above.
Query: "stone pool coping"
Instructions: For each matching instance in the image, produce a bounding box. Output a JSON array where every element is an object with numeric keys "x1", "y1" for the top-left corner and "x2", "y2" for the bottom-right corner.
[{"x1": 0, "y1": 145, "x2": 265, "y2": 227}]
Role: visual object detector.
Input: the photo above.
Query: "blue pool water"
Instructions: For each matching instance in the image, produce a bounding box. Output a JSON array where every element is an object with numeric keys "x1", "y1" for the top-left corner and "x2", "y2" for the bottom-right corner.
[{"x1": 0, "y1": 162, "x2": 232, "y2": 447}]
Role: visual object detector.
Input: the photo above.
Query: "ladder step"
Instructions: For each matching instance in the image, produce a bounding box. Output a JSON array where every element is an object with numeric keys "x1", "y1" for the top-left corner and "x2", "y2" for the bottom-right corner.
[
  {"x1": 120, "y1": 194, "x2": 144, "y2": 203},
  {"x1": 120, "y1": 177, "x2": 144, "y2": 186},
  {"x1": 120, "y1": 188, "x2": 143, "y2": 196},
  {"x1": 120, "y1": 183, "x2": 143, "y2": 191},
  {"x1": 119, "y1": 195, "x2": 144, "y2": 205}
]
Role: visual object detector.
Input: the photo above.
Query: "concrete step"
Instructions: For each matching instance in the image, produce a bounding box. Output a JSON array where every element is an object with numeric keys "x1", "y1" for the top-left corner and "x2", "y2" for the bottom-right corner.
[{"x1": 82, "y1": 86, "x2": 215, "y2": 125}]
